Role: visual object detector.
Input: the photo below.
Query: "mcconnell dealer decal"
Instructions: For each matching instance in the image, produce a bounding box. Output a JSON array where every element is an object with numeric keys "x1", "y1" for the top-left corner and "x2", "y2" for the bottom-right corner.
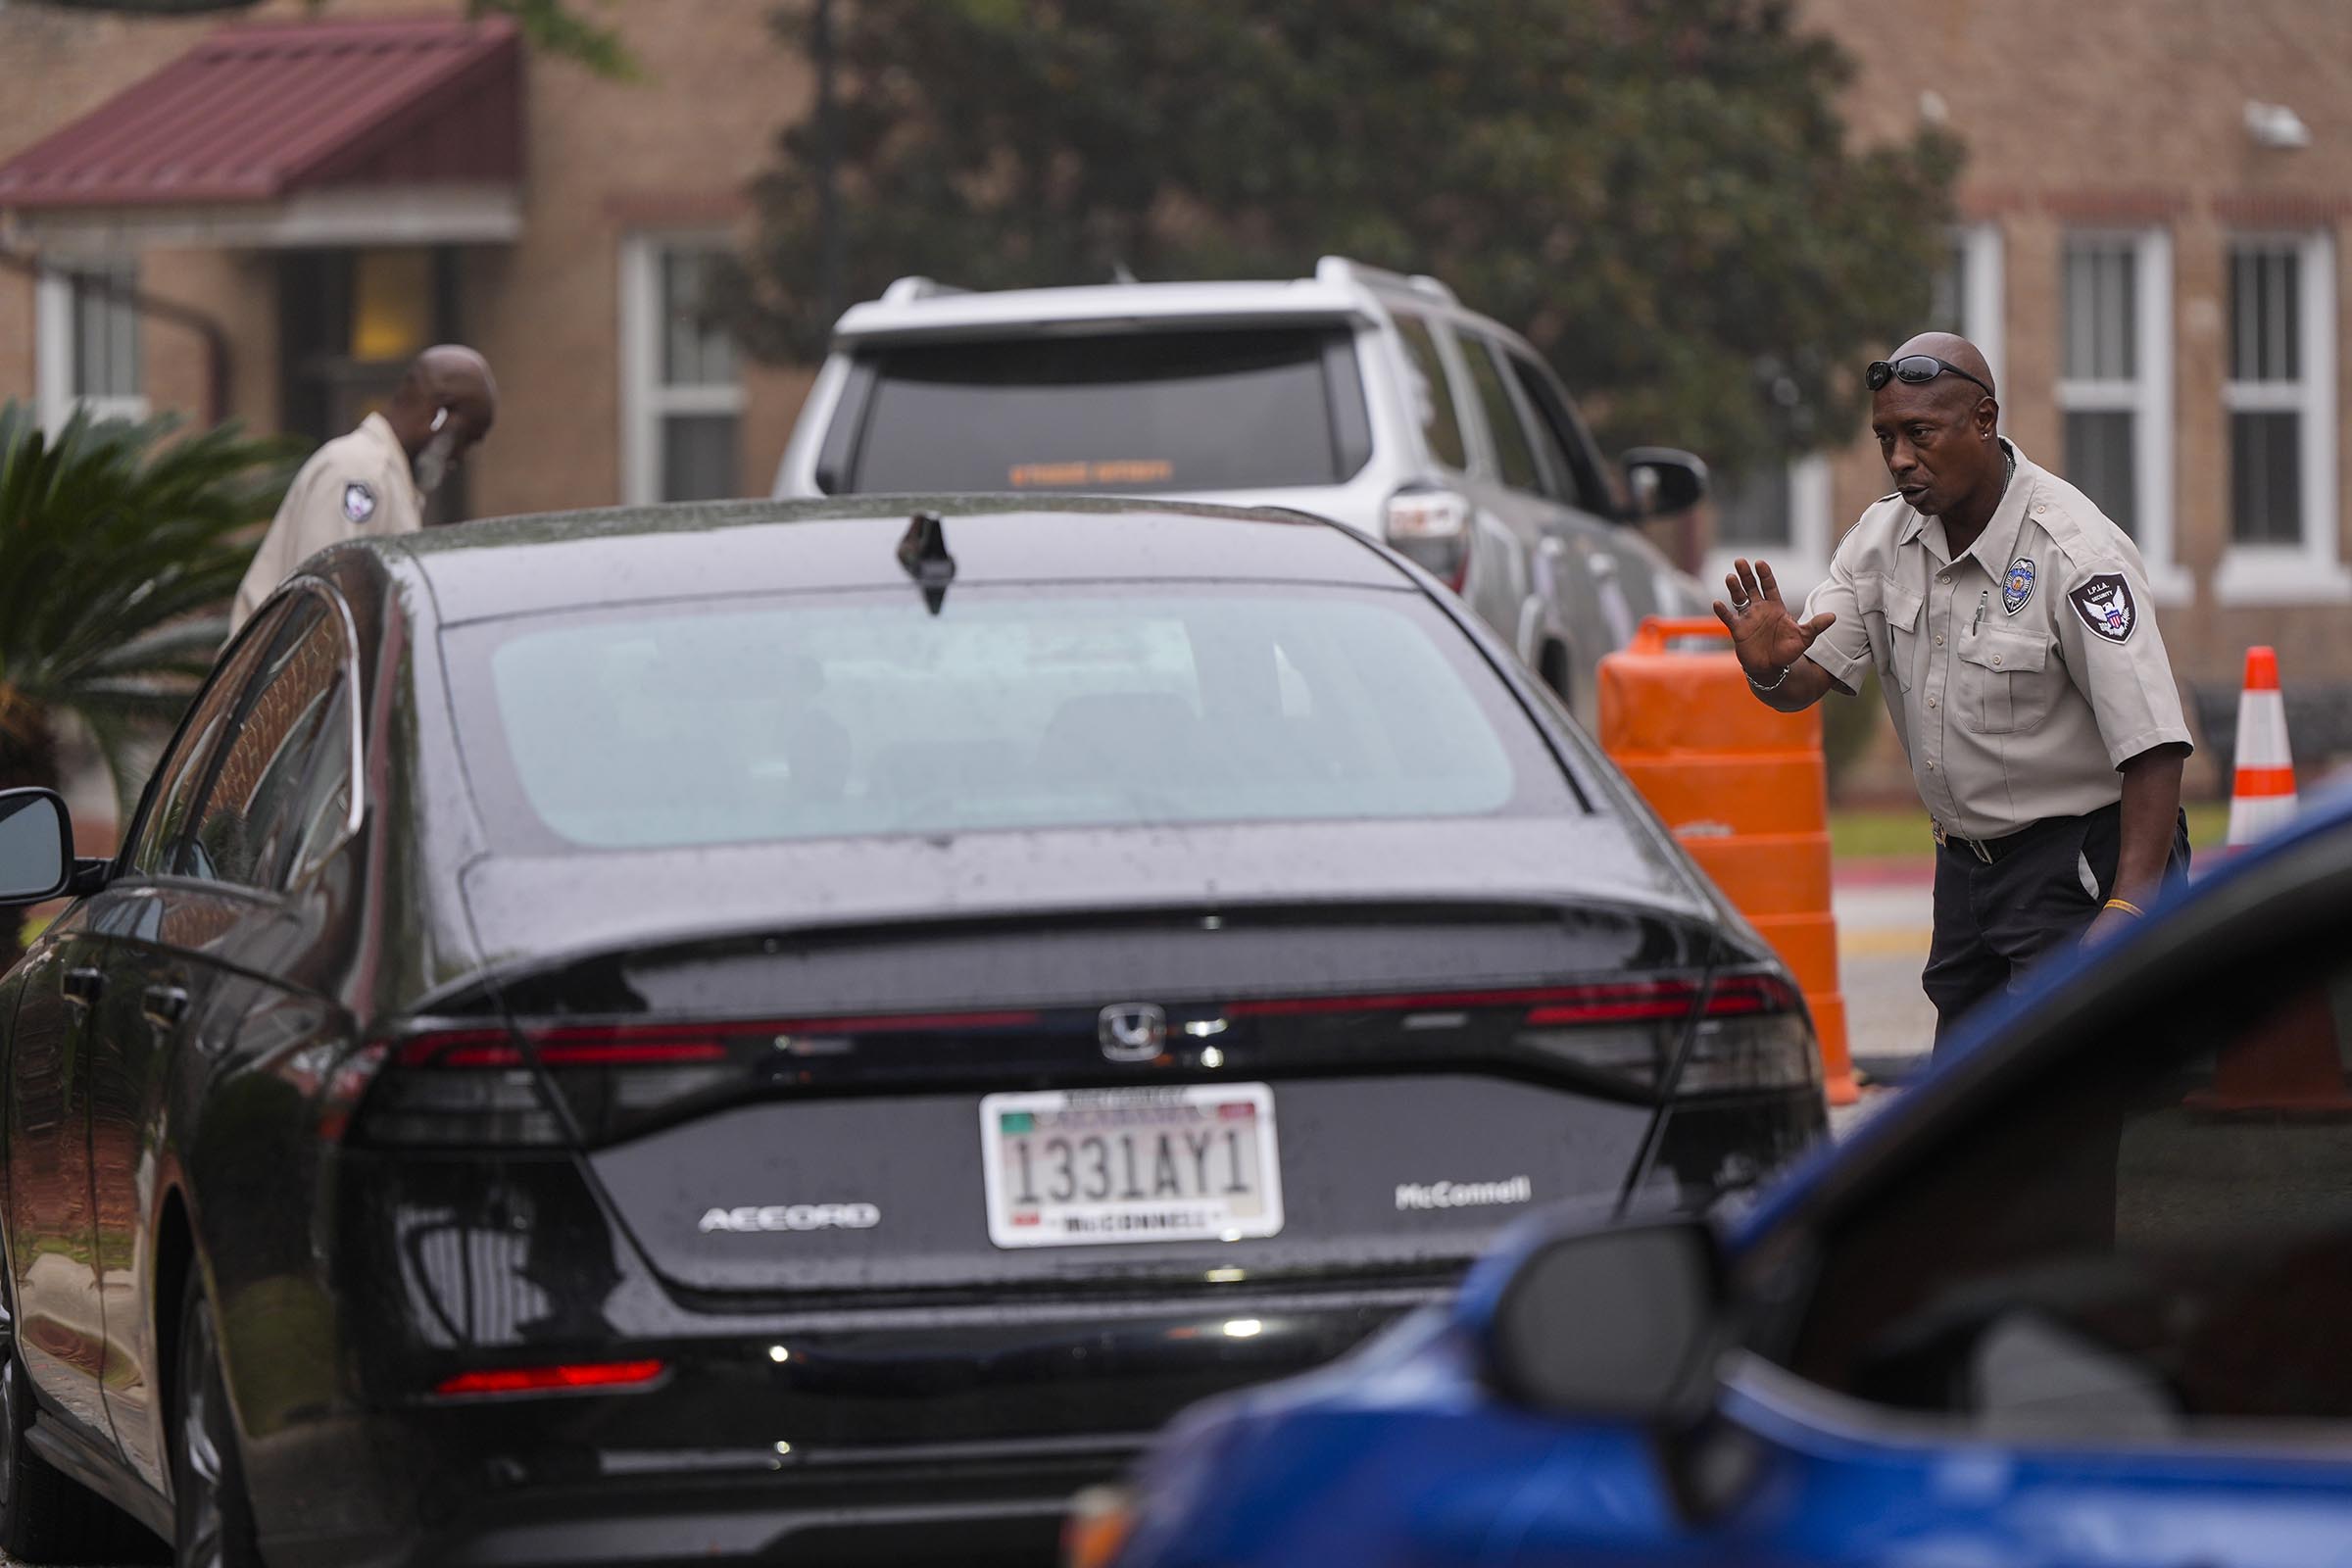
[{"x1": 1394, "y1": 1176, "x2": 1533, "y2": 1212}]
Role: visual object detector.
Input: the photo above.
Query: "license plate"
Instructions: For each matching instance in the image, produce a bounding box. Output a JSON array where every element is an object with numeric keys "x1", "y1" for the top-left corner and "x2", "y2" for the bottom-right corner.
[{"x1": 979, "y1": 1085, "x2": 1284, "y2": 1249}]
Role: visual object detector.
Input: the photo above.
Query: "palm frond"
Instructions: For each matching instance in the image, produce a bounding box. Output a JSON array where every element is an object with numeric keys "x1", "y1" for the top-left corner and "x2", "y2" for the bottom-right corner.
[
  {"x1": 83, "y1": 617, "x2": 234, "y2": 678},
  {"x1": 74, "y1": 708, "x2": 167, "y2": 830},
  {"x1": 0, "y1": 402, "x2": 297, "y2": 800}
]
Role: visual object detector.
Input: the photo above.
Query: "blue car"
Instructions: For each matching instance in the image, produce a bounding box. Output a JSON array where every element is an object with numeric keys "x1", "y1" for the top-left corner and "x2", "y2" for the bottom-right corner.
[{"x1": 1086, "y1": 792, "x2": 2352, "y2": 1568}]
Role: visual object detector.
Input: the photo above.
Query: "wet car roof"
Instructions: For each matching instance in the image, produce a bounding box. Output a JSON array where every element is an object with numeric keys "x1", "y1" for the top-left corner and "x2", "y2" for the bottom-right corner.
[{"x1": 373, "y1": 494, "x2": 1412, "y2": 625}]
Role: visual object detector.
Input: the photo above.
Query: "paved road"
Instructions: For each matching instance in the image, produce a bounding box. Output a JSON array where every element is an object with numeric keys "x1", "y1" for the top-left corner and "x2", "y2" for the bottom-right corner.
[
  {"x1": 1836, "y1": 869, "x2": 1936, "y2": 1060},
  {"x1": 1831, "y1": 863, "x2": 1936, "y2": 1134}
]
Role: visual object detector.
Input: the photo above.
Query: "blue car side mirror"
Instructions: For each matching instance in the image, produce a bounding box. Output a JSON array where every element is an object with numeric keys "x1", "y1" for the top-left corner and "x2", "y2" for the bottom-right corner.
[{"x1": 1482, "y1": 1217, "x2": 1732, "y2": 1427}]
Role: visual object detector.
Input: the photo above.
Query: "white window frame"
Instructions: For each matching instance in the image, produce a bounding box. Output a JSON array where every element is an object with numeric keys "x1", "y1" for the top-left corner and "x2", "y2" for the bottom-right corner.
[
  {"x1": 2215, "y1": 230, "x2": 2348, "y2": 605},
  {"x1": 1703, "y1": 456, "x2": 1832, "y2": 607},
  {"x1": 34, "y1": 255, "x2": 149, "y2": 429},
  {"x1": 2056, "y1": 228, "x2": 2189, "y2": 602},
  {"x1": 1955, "y1": 221, "x2": 2005, "y2": 396},
  {"x1": 618, "y1": 231, "x2": 746, "y2": 507}
]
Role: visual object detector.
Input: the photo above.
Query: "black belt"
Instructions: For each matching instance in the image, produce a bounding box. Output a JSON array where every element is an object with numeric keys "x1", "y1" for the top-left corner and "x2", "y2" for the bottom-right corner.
[
  {"x1": 1933, "y1": 803, "x2": 2118, "y2": 865},
  {"x1": 1932, "y1": 822, "x2": 2025, "y2": 863}
]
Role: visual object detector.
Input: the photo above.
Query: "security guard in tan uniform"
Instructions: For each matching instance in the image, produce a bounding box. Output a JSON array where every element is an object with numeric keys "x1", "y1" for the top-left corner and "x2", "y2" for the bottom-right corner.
[
  {"x1": 1715, "y1": 332, "x2": 2192, "y2": 1047},
  {"x1": 230, "y1": 344, "x2": 497, "y2": 632}
]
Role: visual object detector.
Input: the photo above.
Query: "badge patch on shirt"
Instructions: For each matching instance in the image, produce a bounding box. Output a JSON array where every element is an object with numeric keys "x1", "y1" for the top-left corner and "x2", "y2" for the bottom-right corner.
[
  {"x1": 2002, "y1": 557, "x2": 2035, "y2": 615},
  {"x1": 2069, "y1": 572, "x2": 2136, "y2": 644},
  {"x1": 342, "y1": 481, "x2": 376, "y2": 524}
]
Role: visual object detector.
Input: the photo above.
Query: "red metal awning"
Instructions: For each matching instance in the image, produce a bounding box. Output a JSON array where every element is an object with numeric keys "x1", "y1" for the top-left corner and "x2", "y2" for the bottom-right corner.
[{"x1": 0, "y1": 16, "x2": 520, "y2": 213}]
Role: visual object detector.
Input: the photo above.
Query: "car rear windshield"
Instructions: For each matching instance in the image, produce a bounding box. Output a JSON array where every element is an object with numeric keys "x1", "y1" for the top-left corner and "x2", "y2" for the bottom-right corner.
[
  {"x1": 449, "y1": 585, "x2": 1576, "y2": 853},
  {"x1": 836, "y1": 327, "x2": 1370, "y2": 494}
]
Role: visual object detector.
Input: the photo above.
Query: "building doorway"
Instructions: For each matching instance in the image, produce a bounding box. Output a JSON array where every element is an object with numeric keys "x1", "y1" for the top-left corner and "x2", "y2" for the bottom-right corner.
[{"x1": 279, "y1": 247, "x2": 469, "y2": 524}]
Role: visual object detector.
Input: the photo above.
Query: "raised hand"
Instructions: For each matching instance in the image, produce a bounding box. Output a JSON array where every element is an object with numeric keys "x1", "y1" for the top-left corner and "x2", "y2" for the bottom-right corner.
[{"x1": 1710, "y1": 558, "x2": 1837, "y2": 682}]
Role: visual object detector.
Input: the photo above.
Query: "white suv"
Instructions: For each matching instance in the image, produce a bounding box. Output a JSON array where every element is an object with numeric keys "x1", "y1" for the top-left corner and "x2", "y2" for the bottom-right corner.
[{"x1": 773, "y1": 256, "x2": 1711, "y2": 717}]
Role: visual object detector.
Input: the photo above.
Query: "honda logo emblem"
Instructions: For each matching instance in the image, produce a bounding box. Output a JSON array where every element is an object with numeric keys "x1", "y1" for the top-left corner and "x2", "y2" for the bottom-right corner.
[{"x1": 1097, "y1": 1004, "x2": 1167, "y2": 1062}]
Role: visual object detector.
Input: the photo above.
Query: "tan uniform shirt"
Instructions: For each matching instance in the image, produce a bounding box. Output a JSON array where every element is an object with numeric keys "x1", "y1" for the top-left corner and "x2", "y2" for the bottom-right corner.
[
  {"x1": 1799, "y1": 439, "x2": 2193, "y2": 842},
  {"x1": 230, "y1": 414, "x2": 422, "y2": 632}
]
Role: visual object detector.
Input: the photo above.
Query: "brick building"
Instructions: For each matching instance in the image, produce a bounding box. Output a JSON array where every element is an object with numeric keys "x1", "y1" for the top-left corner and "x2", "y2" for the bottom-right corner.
[
  {"x1": 4, "y1": 0, "x2": 2348, "y2": 785},
  {"x1": 0, "y1": 0, "x2": 813, "y2": 519},
  {"x1": 1734, "y1": 0, "x2": 2352, "y2": 781}
]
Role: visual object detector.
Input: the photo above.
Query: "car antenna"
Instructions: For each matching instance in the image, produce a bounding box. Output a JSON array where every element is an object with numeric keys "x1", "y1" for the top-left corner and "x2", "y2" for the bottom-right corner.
[{"x1": 897, "y1": 509, "x2": 956, "y2": 614}]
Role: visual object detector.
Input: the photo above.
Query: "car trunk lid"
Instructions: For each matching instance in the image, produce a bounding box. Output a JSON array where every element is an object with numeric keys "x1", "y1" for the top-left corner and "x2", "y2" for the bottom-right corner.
[{"x1": 367, "y1": 894, "x2": 1818, "y2": 1298}]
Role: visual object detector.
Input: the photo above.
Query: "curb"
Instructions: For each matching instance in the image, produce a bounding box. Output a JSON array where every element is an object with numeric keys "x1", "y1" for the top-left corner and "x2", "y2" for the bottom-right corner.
[
  {"x1": 1852, "y1": 1052, "x2": 1935, "y2": 1088},
  {"x1": 1838, "y1": 928, "x2": 1933, "y2": 957}
]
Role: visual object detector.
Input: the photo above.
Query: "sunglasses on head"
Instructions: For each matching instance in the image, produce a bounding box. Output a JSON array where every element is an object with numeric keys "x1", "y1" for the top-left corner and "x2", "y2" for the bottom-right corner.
[{"x1": 1866, "y1": 355, "x2": 1994, "y2": 398}]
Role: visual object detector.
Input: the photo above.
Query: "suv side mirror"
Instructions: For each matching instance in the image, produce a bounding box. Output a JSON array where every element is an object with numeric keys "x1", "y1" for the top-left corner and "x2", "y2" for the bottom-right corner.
[
  {"x1": 0, "y1": 789, "x2": 74, "y2": 906},
  {"x1": 1483, "y1": 1218, "x2": 1730, "y2": 1425},
  {"x1": 1621, "y1": 447, "x2": 1709, "y2": 518}
]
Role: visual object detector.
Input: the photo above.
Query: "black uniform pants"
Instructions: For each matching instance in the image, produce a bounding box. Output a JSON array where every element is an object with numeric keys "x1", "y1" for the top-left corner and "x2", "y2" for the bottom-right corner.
[{"x1": 1925, "y1": 803, "x2": 2191, "y2": 1052}]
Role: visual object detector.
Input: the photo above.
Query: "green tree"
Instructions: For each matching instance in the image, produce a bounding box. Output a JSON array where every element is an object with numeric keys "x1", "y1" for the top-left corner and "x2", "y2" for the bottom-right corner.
[
  {"x1": 728, "y1": 0, "x2": 1959, "y2": 474},
  {"x1": 0, "y1": 402, "x2": 295, "y2": 832}
]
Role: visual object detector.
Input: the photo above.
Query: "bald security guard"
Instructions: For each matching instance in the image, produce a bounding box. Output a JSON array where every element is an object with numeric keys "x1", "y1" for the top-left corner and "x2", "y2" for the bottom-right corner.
[
  {"x1": 1714, "y1": 332, "x2": 2193, "y2": 1048},
  {"x1": 230, "y1": 344, "x2": 498, "y2": 632}
]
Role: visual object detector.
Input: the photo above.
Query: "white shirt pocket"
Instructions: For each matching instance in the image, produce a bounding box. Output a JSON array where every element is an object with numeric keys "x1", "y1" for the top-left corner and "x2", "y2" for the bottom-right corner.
[{"x1": 1958, "y1": 624, "x2": 2052, "y2": 735}]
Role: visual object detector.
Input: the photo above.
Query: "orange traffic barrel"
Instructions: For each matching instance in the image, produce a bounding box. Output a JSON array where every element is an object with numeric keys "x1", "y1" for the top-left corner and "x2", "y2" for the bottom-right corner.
[
  {"x1": 1598, "y1": 616, "x2": 1855, "y2": 1105},
  {"x1": 2185, "y1": 987, "x2": 2352, "y2": 1115}
]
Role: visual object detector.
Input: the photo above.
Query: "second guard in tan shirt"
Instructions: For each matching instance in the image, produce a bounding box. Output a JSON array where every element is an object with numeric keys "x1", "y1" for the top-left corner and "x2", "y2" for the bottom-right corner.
[
  {"x1": 229, "y1": 345, "x2": 499, "y2": 634},
  {"x1": 1714, "y1": 332, "x2": 2192, "y2": 1049}
]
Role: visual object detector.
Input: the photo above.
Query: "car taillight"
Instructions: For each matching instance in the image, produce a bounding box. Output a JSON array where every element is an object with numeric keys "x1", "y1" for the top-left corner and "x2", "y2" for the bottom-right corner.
[
  {"x1": 1678, "y1": 974, "x2": 1822, "y2": 1094},
  {"x1": 350, "y1": 1030, "x2": 567, "y2": 1147},
  {"x1": 352, "y1": 1025, "x2": 739, "y2": 1148},
  {"x1": 346, "y1": 975, "x2": 1815, "y2": 1151},
  {"x1": 1384, "y1": 485, "x2": 1473, "y2": 591},
  {"x1": 1514, "y1": 971, "x2": 1817, "y2": 1096},
  {"x1": 433, "y1": 1359, "x2": 668, "y2": 1398},
  {"x1": 352, "y1": 1011, "x2": 1043, "y2": 1148}
]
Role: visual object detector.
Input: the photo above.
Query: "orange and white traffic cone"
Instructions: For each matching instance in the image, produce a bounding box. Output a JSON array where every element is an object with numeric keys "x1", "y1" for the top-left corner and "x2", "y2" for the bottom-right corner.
[
  {"x1": 2226, "y1": 646, "x2": 2298, "y2": 849},
  {"x1": 2188, "y1": 646, "x2": 2347, "y2": 1114}
]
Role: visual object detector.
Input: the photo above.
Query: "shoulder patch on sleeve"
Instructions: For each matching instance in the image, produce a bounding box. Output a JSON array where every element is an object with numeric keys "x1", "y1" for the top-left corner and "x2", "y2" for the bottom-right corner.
[
  {"x1": 2068, "y1": 572, "x2": 2136, "y2": 643},
  {"x1": 341, "y1": 481, "x2": 377, "y2": 524}
]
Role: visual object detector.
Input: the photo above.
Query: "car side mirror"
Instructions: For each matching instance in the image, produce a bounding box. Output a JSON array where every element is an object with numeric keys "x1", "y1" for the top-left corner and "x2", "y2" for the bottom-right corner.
[
  {"x1": 1621, "y1": 447, "x2": 1709, "y2": 519},
  {"x1": 0, "y1": 789, "x2": 74, "y2": 906},
  {"x1": 1484, "y1": 1218, "x2": 1730, "y2": 1426}
]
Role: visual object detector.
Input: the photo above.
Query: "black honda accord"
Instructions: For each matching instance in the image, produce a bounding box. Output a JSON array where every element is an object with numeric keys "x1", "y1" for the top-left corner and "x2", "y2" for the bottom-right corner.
[{"x1": 0, "y1": 496, "x2": 1824, "y2": 1566}]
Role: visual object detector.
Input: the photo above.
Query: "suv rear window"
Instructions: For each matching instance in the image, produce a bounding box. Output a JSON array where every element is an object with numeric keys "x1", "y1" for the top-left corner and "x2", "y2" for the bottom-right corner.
[
  {"x1": 836, "y1": 328, "x2": 1371, "y2": 494},
  {"x1": 449, "y1": 584, "x2": 1573, "y2": 853}
]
